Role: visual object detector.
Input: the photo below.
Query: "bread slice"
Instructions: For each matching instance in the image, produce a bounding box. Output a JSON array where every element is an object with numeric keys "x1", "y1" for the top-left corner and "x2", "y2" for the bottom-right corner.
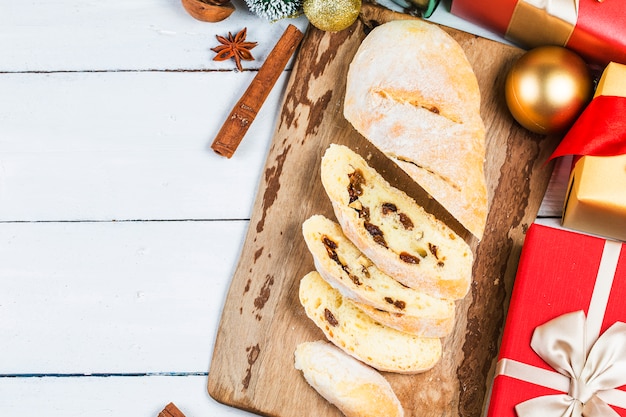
[
  {"x1": 299, "y1": 271, "x2": 442, "y2": 374},
  {"x1": 320, "y1": 144, "x2": 473, "y2": 300},
  {"x1": 302, "y1": 214, "x2": 455, "y2": 337},
  {"x1": 352, "y1": 303, "x2": 452, "y2": 338},
  {"x1": 294, "y1": 340, "x2": 404, "y2": 417},
  {"x1": 343, "y1": 19, "x2": 488, "y2": 239}
]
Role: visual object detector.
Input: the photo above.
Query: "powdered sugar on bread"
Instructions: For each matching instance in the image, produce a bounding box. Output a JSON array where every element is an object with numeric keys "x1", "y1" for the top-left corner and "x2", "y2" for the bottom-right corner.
[{"x1": 344, "y1": 19, "x2": 488, "y2": 239}]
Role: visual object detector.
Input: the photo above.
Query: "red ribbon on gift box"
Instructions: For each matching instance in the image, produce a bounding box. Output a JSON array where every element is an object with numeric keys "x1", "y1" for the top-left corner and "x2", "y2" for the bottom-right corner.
[{"x1": 550, "y1": 95, "x2": 626, "y2": 159}]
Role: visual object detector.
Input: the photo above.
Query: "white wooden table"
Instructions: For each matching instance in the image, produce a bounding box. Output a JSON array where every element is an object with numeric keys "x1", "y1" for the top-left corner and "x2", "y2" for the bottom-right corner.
[{"x1": 0, "y1": 1, "x2": 566, "y2": 415}]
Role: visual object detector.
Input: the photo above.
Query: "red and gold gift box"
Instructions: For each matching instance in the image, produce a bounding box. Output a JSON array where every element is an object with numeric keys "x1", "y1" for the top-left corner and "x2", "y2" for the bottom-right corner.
[
  {"x1": 450, "y1": 0, "x2": 626, "y2": 67},
  {"x1": 486, "y1": 223, "x2": 626, "y2": 417},
  {"x1": 550, "y1": 62, "x2": 626, "y2": 242}
]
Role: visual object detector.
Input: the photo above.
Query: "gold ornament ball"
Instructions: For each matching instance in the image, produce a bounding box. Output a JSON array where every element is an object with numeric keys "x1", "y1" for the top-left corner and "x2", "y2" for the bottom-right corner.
[
  {"x1": 303, "y1": 0, "x2": 361, "y2": 32},
  {"x1": 505, "y1": 45, "x2": 593, "y2": 135}
]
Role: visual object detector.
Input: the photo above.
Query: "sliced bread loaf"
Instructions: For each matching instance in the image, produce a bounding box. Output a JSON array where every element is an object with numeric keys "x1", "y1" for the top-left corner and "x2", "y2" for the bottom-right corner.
[
  {"x1": 299, "y1": 271, "x2": 442, "y2": 374},
  {"x1": 343, "y1": 19, "x2": 488, "y2": 239},
  {"x1": 320, "y1": 144, "x2": 473, "y2": 300},
  {"x1": 302, "y1": 214, "x2": 455, "y2": 337},
  {"x1": 294, "y1": 340, "x2": 404, "y2": 417}
]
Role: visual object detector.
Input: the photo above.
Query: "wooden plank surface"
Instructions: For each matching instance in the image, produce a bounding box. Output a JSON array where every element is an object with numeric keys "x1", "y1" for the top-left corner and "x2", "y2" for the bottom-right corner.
[
  {"x1": 0, "y1": 375, "x2": 258, "y2": 417},
  {"x1": 0, "y1": 71, "x2": 293, "y2": 222},
  {"x1": 0, "y1": 220, "x2": 246, "y2": 374},
  {"x1": 0, "y1": 0, "x2": 307, "y2": 72},
  {"x1": 0, "y1": 1, "x2": 570, "y2": 416},
  {"x1": 207, "y1": 4, "x2": 562, "y2": 417}
]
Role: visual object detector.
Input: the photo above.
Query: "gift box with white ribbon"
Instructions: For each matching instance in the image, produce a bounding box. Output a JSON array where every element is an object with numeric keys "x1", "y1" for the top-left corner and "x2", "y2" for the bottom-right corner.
[
  {"x1": 450, "y1": 0, "x2": 626, "y2": 67},
  {"x1": 486, "y1": 223, "x2": 626, "y2": 417}
]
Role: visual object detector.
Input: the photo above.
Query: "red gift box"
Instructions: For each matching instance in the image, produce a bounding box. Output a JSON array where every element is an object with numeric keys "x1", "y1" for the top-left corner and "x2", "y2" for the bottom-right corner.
[
  {"x1": 486, "y1": 223, "x2": 626, "y2": 417},
  {"x1": 450, "y1": 0, "x2": 626, "y2": 67}
]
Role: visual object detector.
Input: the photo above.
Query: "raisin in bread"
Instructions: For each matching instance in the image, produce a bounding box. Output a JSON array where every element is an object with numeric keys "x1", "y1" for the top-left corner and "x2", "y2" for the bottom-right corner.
[
  {"x1": 343, "y1": 19, "x2": 488, "y2": 239},
  {"x1": 320, "y1": 144, "x2": 473, "y2": 300},
  {"x1": 302, "y1": 214, "x2": 455, "y2": 337},
  {"x1": 294, "y1": 340, "x2": 404, "y2": 417},
  {"x1": 299, "y1": 271, "x2": 442, "y2": 374}
]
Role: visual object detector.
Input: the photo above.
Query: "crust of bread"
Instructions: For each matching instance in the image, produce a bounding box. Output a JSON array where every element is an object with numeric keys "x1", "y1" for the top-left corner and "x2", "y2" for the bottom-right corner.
[
  {"x1": 299, "y1": 271, "x2": 442, "y2": 374},
  {"x1": 294, "y1": 340, "x2": 405, "y2": 417},
  {"x1": 343, "y1": 19, "x2": 488, "y2": 239},
  {"x1": 320, "y1": 144, "x2": 473, "y2": 300},
  {"x1": 302, "y1": 214, "x2": 455, "y2": 337}
]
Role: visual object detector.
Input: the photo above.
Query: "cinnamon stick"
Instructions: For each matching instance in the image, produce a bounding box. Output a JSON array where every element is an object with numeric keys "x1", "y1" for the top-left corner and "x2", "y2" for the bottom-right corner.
[
  {"x1": 158, "y1": 402, "x2": 185, "y2": 417},
  {"x1": 211, "y1": 24, "x2": 304, "y2": 158}
]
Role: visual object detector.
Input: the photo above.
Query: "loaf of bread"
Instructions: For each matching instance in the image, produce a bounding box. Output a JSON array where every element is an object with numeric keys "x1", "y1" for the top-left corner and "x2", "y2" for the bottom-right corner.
[
  {"x1": 302, "y1": 214, "x2": 455, "y2": 337},
  {"x1": 343, "y1": 19, "x2": 488, "y2": 239},
  {"x1": 299, "y1": 271, "x2": 442, "y2": 374},
  {"x1": 320, "y1": 144, "x2": 473, "y2": 300},
  {"x1": 294, "y1": 340, "x2": 405, "y2": 417}
]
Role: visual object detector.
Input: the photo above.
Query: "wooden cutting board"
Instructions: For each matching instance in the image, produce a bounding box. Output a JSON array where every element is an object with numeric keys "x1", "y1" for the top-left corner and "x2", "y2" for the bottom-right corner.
[{"x1": 208, "y1": 3, "x2": 560, "y2": 416}]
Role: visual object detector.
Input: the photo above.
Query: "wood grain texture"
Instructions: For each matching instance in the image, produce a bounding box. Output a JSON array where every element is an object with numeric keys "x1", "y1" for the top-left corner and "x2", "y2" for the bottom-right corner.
[
  {"x1": 0, "y1": 71, "x2": 289, "y2": 222},
  {"x1": 208, "y1": 4, "x2": 561, "y2": 416},
  {"x1": 0, "y1": 375, "x2": 253, "y2": 417},
  {"x1": 0, "y1": 220, "x2": 247, "y2": 374},
  {"x1": 0, "y1": 0, "x2": 308, "y2": 72}
]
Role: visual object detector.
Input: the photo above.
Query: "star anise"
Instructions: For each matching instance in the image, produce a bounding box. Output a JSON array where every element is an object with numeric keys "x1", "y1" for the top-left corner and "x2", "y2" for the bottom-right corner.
[{"x1": 211, "y1": 28, "x2": 258, "y2": 72}]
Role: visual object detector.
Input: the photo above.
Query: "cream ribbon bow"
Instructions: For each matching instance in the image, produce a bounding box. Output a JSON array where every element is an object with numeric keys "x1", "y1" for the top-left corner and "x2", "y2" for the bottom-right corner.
[{"x1": 515, "y1": 310, "x2": 626, "y2": 417}]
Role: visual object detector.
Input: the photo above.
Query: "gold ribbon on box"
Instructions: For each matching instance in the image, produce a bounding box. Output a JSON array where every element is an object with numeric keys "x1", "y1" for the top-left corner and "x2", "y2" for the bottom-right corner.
[
  {"x1": 505, "y1": 0, "x2": 579, "y2": 48},
  {"x1": 495, "y1": 240, "x2": 626, "y2": 417}
]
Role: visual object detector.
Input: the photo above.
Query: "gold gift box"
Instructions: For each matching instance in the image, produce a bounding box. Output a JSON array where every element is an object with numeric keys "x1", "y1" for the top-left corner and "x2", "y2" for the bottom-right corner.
[
  {"x1": 562, "y1": 62, "x2": 626, "y2": 241},
  {"x1": 563, "y1": 154, "x2": 626, "y2": 241}
]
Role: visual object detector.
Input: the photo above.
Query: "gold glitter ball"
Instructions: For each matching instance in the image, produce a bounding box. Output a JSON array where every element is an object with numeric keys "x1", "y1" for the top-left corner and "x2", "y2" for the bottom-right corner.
[{"x1": 303, "y1": 0, "x2": 361, "y2": 32}]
